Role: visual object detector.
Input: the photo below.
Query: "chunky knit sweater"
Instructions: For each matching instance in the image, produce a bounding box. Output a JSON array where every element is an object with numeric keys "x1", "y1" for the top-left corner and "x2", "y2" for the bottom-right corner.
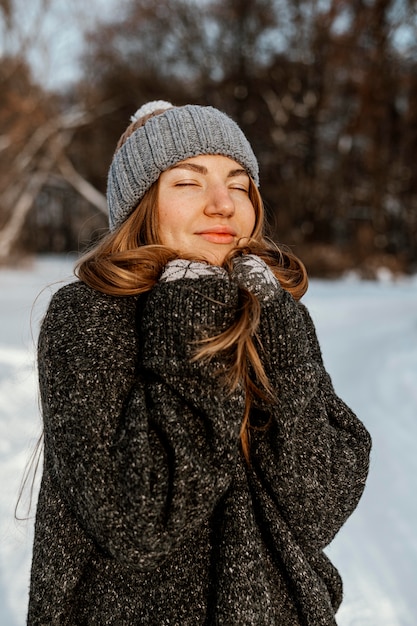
[{"x1": 28, "y1": 272, "x2": 371, "y2": 625}]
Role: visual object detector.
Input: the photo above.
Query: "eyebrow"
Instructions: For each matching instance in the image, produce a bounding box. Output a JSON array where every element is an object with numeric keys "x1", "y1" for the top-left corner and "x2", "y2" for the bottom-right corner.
[{"x1": 169, "y1": 162, "x2": 249, "y2": 179}]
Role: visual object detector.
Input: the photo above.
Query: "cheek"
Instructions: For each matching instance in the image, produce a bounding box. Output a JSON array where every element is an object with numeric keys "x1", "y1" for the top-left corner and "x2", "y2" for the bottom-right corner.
[
  {"x1": 157, "y1": 201, "x2": 177, "y2": 233},
  {"x1": 158, "y1": 215, "x2": 176, "y2": 244},
  {"x1": 243, "y1": 205, "x2": 257, "y2": 236},
  {"x1": 157, "y1": 205, "x2": 189, "y2": 248}
]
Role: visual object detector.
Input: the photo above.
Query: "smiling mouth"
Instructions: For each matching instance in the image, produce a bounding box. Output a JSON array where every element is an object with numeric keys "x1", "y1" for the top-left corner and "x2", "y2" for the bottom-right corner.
[
  {"x1": 196, "y1": 227, "x2": 237, "y2": 244},
  {"x1": 198, "y1": 232, "x2": 235, "y2": 244}
]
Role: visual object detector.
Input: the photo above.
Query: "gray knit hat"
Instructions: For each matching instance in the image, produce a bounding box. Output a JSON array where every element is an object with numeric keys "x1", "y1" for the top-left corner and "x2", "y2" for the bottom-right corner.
[{"x1": 107, "y1": 101, "x2": 259, "y2": 231}]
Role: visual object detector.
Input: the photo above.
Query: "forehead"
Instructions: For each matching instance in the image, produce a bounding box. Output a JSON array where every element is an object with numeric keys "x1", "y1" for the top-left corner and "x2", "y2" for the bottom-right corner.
[{"x1": 168, "y1": 154, "x2": 249, "y2": 175}]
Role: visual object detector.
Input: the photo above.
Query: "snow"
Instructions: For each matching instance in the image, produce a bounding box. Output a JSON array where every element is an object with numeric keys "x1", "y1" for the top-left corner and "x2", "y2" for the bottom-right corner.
[{"x1": 1, "y1": 256, "x2": 416, "y2": 625}]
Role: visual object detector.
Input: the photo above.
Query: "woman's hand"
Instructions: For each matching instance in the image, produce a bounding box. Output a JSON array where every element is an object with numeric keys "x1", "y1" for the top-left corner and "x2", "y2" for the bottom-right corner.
[
  {"x1": 160, "y1": 259, "x2": 227, "y2": 282},
  {"x1": 231, "y1": 254, "x2": 281, "y2": 301}
]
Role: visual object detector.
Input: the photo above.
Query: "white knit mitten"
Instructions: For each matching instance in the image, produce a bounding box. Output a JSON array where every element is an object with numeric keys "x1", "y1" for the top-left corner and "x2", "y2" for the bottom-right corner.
[
  {"x1": 160, "y1": 259, "x2": 227, "y2": 282},
  {"x1": 232, "y1": 254, "x2": 280, "y2": 301}
]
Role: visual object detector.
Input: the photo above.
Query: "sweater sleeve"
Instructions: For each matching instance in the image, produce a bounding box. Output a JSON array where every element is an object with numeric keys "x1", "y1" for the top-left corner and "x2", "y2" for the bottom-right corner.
[
  {"x1": 249, "y1": 291, "x2": 372, "y2": 554},
  {"x1": 38, "y1": 277, "x2": 245, "y2": 571}
]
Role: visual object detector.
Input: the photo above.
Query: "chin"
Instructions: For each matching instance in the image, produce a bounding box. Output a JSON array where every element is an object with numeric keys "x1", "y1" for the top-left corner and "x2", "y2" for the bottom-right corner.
[{"x1": 200, "y1": 248, "x2": 230, "y2": 266}]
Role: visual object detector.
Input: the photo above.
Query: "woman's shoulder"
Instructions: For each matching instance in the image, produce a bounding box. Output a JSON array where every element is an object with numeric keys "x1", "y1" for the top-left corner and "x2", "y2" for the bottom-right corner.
[
  {"x1": 48, "y1": 280, "x2": 139, "y2": 318},
  {"x1": 49, "y1": 279, "x2": 128, "y2": 305},
  {"x1": 42, "y1": 280, "x2": 140, "y2": 342},
  {"x1": 38, "y1": 281, "x2": 142, "y2": 369}
]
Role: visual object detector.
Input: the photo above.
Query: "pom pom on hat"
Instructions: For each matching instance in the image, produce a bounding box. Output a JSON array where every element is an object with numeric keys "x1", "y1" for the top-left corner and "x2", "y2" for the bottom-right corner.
[{"x1": 130, "y1": 100, "x2": 173, "y2": 123}]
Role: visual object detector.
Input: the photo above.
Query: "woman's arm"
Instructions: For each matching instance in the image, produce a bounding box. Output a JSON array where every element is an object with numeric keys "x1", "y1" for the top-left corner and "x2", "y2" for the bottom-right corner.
[
  {"x1": 39, "y1": 275, "x2": 244, "y2": 571},
  {"x1": 250, "y1": 294, "x2": 371, "y2": 553},
  {"x1": 231, "y1": 255, "x2": 371, "y2": 553}
]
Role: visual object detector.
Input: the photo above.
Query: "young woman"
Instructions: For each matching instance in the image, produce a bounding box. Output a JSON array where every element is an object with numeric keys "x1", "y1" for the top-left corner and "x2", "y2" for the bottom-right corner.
[{"x1": 27, "y1": 101, "x2": 371, "y2": 625}]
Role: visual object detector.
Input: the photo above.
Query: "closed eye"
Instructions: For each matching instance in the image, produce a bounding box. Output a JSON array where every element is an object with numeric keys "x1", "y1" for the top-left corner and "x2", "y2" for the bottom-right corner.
[{"x1": 230, "y1": 185, "x2": 249, "y2": 193}]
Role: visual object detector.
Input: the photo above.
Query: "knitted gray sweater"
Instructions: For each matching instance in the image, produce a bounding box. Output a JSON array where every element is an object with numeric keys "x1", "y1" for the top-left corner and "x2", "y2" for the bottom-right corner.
[{"x1": 28, "y1": 273, "x2": 371, "y2": 625}]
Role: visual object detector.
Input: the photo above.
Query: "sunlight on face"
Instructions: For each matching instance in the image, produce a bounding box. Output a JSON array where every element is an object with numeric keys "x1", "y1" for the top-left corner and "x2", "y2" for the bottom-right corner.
[{"x1": 157, "y1": 154, "x2": 256, "y2": 265}]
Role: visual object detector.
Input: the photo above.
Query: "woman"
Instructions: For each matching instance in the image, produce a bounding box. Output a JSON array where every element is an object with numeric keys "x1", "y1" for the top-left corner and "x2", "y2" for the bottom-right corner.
[{"x1": 28, "y1": 101, "x2": 371, "y2": 625}]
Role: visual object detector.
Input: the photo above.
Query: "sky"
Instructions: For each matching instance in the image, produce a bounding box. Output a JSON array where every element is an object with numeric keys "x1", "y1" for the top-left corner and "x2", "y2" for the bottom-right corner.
[{"x1": 2, "y1": 0, "x2": 122, "y2": 90}]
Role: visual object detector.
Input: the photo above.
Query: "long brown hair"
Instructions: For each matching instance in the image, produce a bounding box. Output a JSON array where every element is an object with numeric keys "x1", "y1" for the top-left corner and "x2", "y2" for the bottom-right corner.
[
  {"x1": 75, "y1": 174, "x2": 307, "y2": 462},
  {"x1": 76, "y1": 107, "x2": 307, "y2": 461}
]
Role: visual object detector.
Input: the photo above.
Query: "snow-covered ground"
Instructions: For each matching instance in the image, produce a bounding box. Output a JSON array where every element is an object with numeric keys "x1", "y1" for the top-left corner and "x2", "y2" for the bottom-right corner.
[{"x1": 0, "y1": 256, "x2": 416, "y2": 625}]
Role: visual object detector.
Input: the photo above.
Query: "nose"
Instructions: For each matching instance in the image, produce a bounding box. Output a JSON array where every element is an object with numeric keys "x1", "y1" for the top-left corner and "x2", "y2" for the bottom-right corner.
[{"x1": 204, "y1": 183, "x2": 235, "y2": 217}]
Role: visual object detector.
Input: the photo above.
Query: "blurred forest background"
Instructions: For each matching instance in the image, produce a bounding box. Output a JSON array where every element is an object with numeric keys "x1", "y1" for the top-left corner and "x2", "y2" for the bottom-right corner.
[{"x1": 1, "y1": 0, "x2": 416, "y2": 277}]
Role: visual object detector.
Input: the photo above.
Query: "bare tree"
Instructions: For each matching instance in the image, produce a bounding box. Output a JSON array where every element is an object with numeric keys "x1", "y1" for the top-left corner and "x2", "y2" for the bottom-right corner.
[
  {"x1": 2, "y1": 0, "x2": 416, "y2": 272},
  {"x1": 0, "y1": 100, "x2": 110, "y2": 261},
  {"x1": 0, "y1": 0, "x2": 116, "y2": 261}
]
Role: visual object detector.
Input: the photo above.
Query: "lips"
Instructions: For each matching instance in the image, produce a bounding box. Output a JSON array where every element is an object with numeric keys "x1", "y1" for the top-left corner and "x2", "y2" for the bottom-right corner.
[{"x1": 196, "y1": 226, "x2": 237, "y2": 244}]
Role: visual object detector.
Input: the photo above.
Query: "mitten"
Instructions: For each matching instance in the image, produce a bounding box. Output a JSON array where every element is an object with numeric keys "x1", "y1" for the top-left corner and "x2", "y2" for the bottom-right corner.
[
  {"x1": 231, "y1": 254, "x2": 280, "y2": 301},
  {"x1": 160, "y1": 259, "x2": 227, "y2": 282}
]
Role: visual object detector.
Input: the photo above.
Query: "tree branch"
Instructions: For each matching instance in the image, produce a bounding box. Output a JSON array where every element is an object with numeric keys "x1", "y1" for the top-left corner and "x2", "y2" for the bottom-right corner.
[{"x1": 58, "y1": 155, "x2": 107, "y2": 214}]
